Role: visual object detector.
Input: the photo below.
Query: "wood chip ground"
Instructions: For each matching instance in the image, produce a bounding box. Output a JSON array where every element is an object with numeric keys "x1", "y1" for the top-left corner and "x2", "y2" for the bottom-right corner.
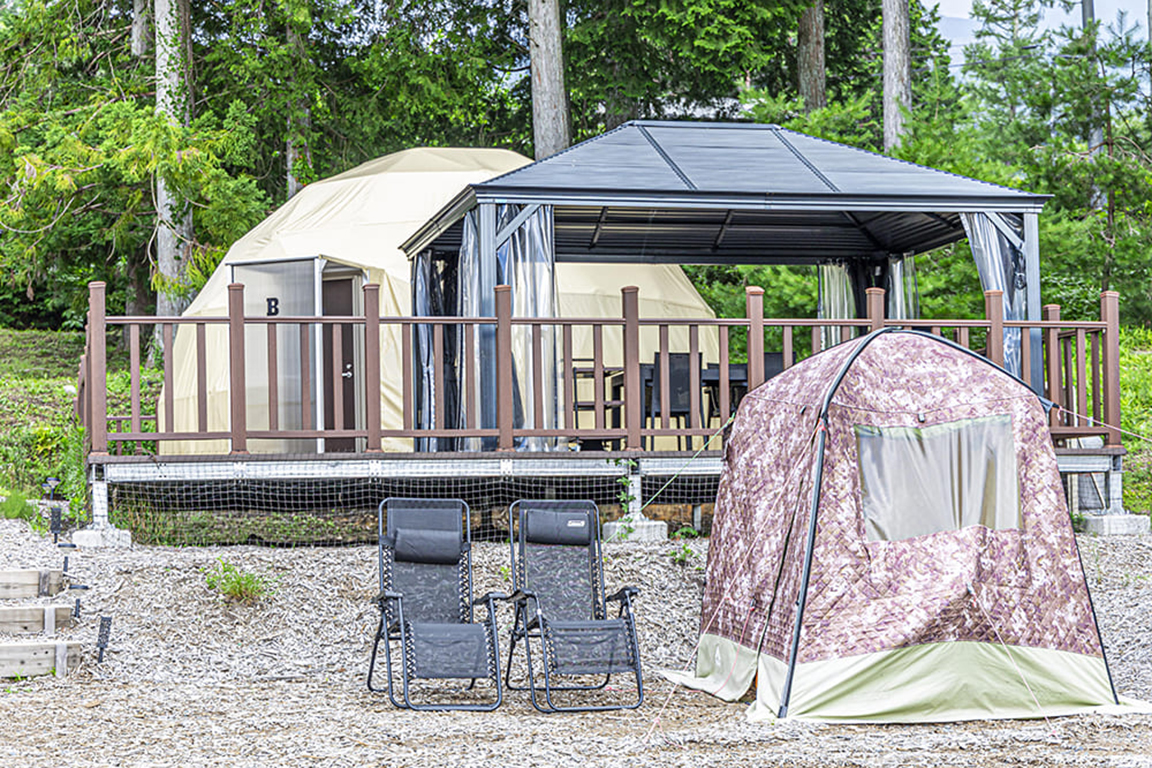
[{"x1": 2, "y1": 518, "x2": 1151, "y2": 767}]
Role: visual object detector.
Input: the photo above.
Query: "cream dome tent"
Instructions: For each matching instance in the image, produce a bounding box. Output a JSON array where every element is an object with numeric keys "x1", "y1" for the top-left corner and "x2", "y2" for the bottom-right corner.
[
  {"x1": 667, "y1": 330, "x2": 1123, "y2": 722},
  {"x1": 163, "y1": 147, "x2": 717, "y2": 454}
]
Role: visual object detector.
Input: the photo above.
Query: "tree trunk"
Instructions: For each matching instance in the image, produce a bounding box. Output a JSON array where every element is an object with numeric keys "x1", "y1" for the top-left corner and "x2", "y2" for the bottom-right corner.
[
  {"x1": 882, "y1": 0, "x2": 911, "y2": 152},
  {"x1": 528, "y1": 0, "x2": 570, "y2": 159},
  {"x1": 286, "y1": 20, "x2": 312, "y2": 199},
  {"x1": 604, "y1": 60, "x2": 637, "y2": 131},
  {"x1": 797, "y1": 0, "x2": 826, "y2": 113},
  {"x1": 131, "y1": 0, "x2": 151, "y2": 57},
  {"x1": 154, "y1": 0, "x2": 194, "y2": 319},
  {"x1": 286, "y1": 108, "x2": 312, "y2": 199}
]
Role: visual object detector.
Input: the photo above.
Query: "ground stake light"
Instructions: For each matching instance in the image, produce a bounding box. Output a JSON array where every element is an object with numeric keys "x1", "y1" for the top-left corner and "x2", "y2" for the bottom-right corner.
[{"x1": 96, "y1": 617, "x2": 112, "y2": 663}]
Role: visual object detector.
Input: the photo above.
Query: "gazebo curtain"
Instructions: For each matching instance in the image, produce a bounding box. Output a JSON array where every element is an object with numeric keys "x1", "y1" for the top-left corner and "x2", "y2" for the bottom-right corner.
[
  {"x1": 962, "y1": 212, "x2": 1027, "y2": 377},
  {"x1": 415, "y1": 204, "x2": 561, "y2": 451}
]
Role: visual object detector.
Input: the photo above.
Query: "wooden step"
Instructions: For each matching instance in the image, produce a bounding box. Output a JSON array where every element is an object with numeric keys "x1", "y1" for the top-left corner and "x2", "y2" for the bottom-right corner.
[
  {"x1": 0, "y1": 641, "x2": 81, "y2": 678},
  {"x1": 0, "y1": 570, "x2": 64, "y2": 599},
  {"x1": 0, "y1": 605, "x2": 73, "y2": 635}
]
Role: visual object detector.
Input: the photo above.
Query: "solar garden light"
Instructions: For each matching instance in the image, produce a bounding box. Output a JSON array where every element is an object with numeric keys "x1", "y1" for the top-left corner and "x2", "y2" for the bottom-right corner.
[
  {"x1": 41, "y1": 477, "x2": 60, "y2": 500},
  {"x1": 96, "y1": 617, "x2": 112, "y2": 663}
]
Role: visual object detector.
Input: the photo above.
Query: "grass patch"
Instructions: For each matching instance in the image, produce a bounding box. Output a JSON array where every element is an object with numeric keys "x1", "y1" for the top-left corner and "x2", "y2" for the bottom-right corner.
[
  {"x1": 0, "y1": 328, "x2": 86, "y2": 380},
  {"x1": 0, "y1": 489, "x2": 44, "y2": 533},
  {"x1": 204, "y1": 559, "x2": 273, "y2": 603}
]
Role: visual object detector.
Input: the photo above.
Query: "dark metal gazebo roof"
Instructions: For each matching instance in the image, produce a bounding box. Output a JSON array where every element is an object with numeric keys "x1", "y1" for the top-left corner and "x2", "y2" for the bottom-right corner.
[{"x1": 403, "y1": 120, "x2": 1048, "y2": 265}]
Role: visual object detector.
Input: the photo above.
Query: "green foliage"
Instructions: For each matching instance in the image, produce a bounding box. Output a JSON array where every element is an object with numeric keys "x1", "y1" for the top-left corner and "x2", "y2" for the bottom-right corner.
[
  {"x1": 667, "y1": 540, "x2": 696, "y2": 566},
  {"x1": 204, "y1": 559, "x2": 273, "y2": 604},
  {"x1": 741, "y1": 91, "x2": 880, "y2": 148},
  {"x1": 683, "y1": 264, "x2": 818, "y2": 360},
  {"x1": 1118, "y1": 328, "x2": 1152, "y2": 512},
  {"x1": 0, "y1": 489, "x2": 43, "y2": 532}
]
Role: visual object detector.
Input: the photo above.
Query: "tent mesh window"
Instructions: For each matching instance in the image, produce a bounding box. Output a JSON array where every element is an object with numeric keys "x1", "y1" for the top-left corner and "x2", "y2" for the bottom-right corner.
[{"x1": 855, "y1": 414, "x2": 1022, "y2": 542}]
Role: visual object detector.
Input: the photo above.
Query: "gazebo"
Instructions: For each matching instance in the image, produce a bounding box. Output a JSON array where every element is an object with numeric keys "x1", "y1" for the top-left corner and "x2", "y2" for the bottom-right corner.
[{"x1": 402, "y1": 120, "x2": 1049, "y2": 441}]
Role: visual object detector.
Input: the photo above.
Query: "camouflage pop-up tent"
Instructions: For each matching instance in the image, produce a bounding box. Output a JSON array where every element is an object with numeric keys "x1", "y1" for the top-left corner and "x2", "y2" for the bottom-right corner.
[{"x1": 669, "y1": 329, "x2": 1120, "y2": 722}]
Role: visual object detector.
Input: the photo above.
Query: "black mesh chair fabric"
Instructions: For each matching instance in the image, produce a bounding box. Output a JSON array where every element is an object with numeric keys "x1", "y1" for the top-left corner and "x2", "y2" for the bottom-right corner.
[
  {"x1": 410, "y1": 622, "x2": 492, "y2": 679},
  {"x1": 367, "y1": 497, "x2": 503, "y2": 711},
  {"x1": 390, "y1": 561, "x2": 461, "y2": 625},
  {"x1": 507, "y1": 499, "x2": 643, "y2": 712},
  {"x1": 525, "y1": 544, "x2": 595, "y2": 622},
  {"x1": 545, "y1": 619, "x2": 635, "y2": 675}
]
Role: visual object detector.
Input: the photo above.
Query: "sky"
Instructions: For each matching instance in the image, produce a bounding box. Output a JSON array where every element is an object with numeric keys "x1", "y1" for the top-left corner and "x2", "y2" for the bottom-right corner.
[{"x1": 934, "y1": 0, "x2": 1146, "y2": 65}]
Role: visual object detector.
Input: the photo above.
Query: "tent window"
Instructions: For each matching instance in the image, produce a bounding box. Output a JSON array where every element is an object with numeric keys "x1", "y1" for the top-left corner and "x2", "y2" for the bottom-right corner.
[{"x1": 856, "y1": 415, "x2": 1021, "y2": 542}]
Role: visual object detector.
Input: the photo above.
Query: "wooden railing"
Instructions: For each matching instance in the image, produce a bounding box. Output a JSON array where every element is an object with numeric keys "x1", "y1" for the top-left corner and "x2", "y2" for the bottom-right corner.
[{"x1": 79, "y1": 280, "x2": 1122, "y2": 456}]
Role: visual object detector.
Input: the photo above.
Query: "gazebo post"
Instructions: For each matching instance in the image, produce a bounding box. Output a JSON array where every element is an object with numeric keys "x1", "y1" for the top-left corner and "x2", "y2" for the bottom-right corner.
[
  {"x1": 1024, "y1": 213, "x2": 1044, "y2": 388},
  {"x1": 478, "y1": 202, "x2": 499, "y2": 447}
]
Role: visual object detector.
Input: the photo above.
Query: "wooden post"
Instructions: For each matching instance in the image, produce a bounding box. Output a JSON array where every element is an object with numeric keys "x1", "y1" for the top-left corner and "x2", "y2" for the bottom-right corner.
[
  {"x1": 746, "y1": 287, "x2": 765, "y2": 390},
  {"x1": 363, "y1": 284, "x2": 381, "y2": 452},
  {"x1": 866, "y1": 287, "x2": 885, "y2": 332},
  {"x1": 1101, "y1": 291, "x2": 1121, "y2": 445},
  {"x1": 622, "y1": 286, "x2": 642, "y2": 451},
  {"x1": 227, "y1": 284, "x2": 248, "y2": 455},
  {"x1": 1043, "y1": 304, "x2": 1062, "y2": 427},
  {"x1": 495, "y1": 286, "x2": 514, "y2": 451},
  {"x1": 984, "y1": 290, "x2": 1004, "y2": 367},
  {"x1": 88, "y1": 283, "x2": 108, "y2": 455}
]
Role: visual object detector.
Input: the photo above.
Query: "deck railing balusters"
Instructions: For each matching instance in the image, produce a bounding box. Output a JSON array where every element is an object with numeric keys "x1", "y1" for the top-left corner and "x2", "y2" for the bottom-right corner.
[{"x1": 81, "y1": 283, "x2": 1123, "y2": 453}]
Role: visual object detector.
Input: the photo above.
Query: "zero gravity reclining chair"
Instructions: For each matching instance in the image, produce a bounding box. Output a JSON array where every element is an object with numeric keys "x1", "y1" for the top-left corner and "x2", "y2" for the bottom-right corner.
[
  {"x1": 367, "y1": 497, "x2": 504, "y2": 711},
  {"x1": 506, "y1": 499, "x2": 644, "y2": 713}
]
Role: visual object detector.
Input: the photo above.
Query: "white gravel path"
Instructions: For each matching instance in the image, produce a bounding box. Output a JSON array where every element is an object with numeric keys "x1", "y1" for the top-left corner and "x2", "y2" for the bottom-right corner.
[{"x1": 2, "y1": 518, "x2": 1151, "y2": 767}]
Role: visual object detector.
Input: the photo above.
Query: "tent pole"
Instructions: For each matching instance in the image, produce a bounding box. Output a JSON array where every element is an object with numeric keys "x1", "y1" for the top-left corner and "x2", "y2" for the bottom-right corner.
[{"x1": 777, "y1": 327, "x2": 895, "y2": 719}]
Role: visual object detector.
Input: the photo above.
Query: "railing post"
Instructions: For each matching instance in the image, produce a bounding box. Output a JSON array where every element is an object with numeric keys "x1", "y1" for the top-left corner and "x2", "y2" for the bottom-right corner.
[
  {"x1": 984, "y1": 290, "x2": 1004, "y2": 367},
  {"x1": 228, "y1": 283, "x2": 248, "y2": 455},
  {"x1": 363, "y1": 284, "x2": 382, "y2": 452},
  {"x1": 866, "y1": 287, "x2": 885, "y2": 332},
  {"x1": 88, "y1": 282, "x2": 108, "y2": 455},
  {"x1": 495, "y1": 285, "x2": 514, "y2": 451},
  {"x1": 746, "y1": 287, "x2": 765, "y2": 389},
  {"x1": 1043, "y1": 304, "x2": 1062, "y2": 427},
  {"x1": 622, "y1": 286, "x2": 642, "y2": 451},
  {"x1": 1101, "y1": 291, "x2": 1121, "y2": 445}
]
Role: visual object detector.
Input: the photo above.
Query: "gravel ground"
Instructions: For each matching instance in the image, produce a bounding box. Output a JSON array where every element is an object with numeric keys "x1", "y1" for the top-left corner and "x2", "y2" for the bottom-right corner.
[{"x1": 2, "y1": 518, "x2": 1152, "y2": 767}]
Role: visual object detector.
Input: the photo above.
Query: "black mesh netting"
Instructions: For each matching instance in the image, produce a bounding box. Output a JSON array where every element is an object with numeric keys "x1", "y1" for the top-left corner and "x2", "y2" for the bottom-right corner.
[{"x1": 106, "y1": 470, "x2": 721, "y2": 546}]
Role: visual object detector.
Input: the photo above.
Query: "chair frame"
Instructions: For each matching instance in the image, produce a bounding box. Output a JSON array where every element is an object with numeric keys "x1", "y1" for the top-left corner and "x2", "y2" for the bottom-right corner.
[
  {"x1": 505, "y1": 499, "x2": 643, "y2": 713},
  {"x1": 367, "y1": 497, "x2": 505, "y2": 711}
]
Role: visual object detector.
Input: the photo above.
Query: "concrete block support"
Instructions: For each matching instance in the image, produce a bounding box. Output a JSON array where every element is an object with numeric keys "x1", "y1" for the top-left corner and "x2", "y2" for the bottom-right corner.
[
  {"x1": 602, "y1": 470, "x2": 668, "y2": 542},
  {"x1": 73, "y1": 467, "x2": 131, "y2": 548},
  {"x1": 1082, "y1": 515, "x2": 1151, "y2": 536}
]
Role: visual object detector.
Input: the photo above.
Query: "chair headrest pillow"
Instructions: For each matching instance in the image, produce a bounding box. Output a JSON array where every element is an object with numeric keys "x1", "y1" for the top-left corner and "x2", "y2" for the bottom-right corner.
[
  {"x1": 393, "y1": 527, "x2": 463, "y2": 564},
  {"x1": 523, "y1": 508, "x2": 593, "y2": 546}
]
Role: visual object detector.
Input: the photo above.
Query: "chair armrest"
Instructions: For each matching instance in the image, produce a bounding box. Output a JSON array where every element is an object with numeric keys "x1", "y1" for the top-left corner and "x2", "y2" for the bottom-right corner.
[
  {"x1": 374, "y1": 590, "x2": 403, "y2": 605},
  {"x1": 501, "y1": 589, "x2": 537, "y2": 605},
  {"x1": 474, "y1": 591, "x2": 511, "y2": 605},
  {"x1": 605, "y1": 586, "x2": 639, "y2": 603}
]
